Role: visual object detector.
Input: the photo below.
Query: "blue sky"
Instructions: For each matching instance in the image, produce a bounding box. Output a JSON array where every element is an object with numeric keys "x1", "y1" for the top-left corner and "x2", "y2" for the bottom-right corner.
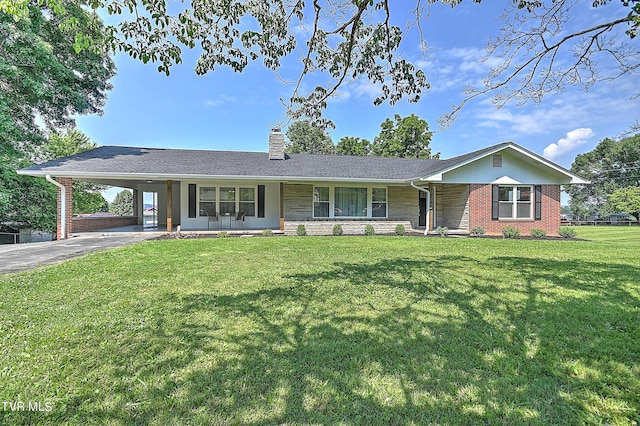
[{"x1": 75, "y1": 2, "x2": 638, "y2": 202}]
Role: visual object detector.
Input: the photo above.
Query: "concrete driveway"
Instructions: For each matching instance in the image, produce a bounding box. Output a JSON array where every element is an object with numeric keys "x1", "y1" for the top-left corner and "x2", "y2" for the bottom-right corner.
[{"x1": 0, "y1": 235, "x2": 155, "y2": 275}]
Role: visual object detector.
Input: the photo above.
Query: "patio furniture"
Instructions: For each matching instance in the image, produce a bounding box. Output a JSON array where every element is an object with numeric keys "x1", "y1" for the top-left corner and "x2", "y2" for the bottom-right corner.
[{"x1": 234, "y1": 211, "x2": 246, "y2": 229}]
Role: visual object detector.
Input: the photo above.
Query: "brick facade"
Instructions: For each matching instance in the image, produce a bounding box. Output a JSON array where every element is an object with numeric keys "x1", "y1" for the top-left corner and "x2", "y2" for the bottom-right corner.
[
  {"x1": 72, "y1": 216, "x2": 138, "y2": 233},
  {"x1": 468, "y1": 184, "x2": 561, "y2": 236}
]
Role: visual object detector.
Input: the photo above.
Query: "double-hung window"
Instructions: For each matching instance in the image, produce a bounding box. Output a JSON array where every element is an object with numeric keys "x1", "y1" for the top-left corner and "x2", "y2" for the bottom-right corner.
[
  {"x1": 498, "y1": 185, "x2": 532, "y2": 219},
  {"x1": 219, "y1": 187, "x2": 236, "y2": 215},
  {"x1": 314, "y1": 187, "x2": 330, "y2": 217},
  {"x1": 239, "y1": 188, "x2": 256, "y2": 216},
  {"x1": 199, "y1": 187, "x2": 216, "y2": 216}
]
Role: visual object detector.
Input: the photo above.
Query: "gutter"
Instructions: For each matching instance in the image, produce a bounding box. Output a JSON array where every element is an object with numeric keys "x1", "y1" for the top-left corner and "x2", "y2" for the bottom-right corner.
[
  {"x1": 45, "y1": 175, "x2": 66, "y2": 240},
  {"x1": 410, "y1": 181, "x2": 430, "y2": 235}
]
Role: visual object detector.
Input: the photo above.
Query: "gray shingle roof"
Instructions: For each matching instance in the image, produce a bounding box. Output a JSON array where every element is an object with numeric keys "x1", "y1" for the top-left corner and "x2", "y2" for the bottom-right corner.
[{"x1": 20, "y1": 145, "x2": 452, "y2": 181}]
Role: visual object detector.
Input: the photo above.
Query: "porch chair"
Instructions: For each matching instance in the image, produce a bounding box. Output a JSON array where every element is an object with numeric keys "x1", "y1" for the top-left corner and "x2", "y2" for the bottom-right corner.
[
  {"x1": 207, "y1": 211, "x2": 219, "y2": 229},
  {"x1": 234, "y1": 211, "x2": 246, "y2": 229}
]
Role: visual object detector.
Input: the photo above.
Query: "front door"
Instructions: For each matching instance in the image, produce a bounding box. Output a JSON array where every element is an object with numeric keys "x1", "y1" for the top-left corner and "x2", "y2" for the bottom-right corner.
[{"x1": 419, "y1": 197, "x2": 427, "y2": 227}]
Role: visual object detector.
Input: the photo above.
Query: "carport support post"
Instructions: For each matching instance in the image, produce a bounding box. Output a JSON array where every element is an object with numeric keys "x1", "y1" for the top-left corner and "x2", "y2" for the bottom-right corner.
[
  {"x1": 46, "y1": 175, "x2": 72, "y2": 240},
  {"x1": 166, "y1": 180, "x2": 173, "y2": 233}
]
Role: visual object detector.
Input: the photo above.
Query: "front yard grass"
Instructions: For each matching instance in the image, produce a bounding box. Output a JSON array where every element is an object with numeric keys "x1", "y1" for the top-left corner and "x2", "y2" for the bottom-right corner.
[{"x1": 1, "y1": 230, "x2": 639, "y2": 424}]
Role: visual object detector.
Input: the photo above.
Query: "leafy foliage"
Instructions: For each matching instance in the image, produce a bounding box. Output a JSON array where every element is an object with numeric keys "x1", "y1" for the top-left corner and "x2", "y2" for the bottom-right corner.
[
  {"x1": 0, "y1": 0, "x2": 115, "y2": 154},
  {"x1": 364, "y1": 224, "x2": 375, "y2": 236},
  {"x1": 285, "y1": 121, "x2": 334, "y2": 155},
  {"x1": 335, "y1": 137, "x2": 371, "y2": 156},
  {"x1": 608, "y1": 186, "x2": 640, "y2": 220},
  {"x1": 296, "y1": 224, "x2": 307, "y2": 236},
  {"x1": 501, "y1": 226, "x2": 521, "y2": 239},
  {"x1": 435, "y1": 226, "x2": 448, "y2": 237},
  {"x1": 394, "y1": 224, "x2": 406, "y2": 236},
  {"x1": 559, "y1": 226, "x2": 577, "y2": 238},
  {"x1": 4, "y1": 0, "x2": 635, "y2": 126},
  {"x1": 470, "y1": 225, "x2": 486, "y2": 237},
  {"x1": 372, "y1": 114, "x2": 439, "y2": 159},
  {"x1": 530, "y1": 228, "x2": 547, "y2": 239},
  {"x1": 332, "y1": 223, "x2": 343, "y2": 236},
  {"x1": 110, "y1": 190, "x2": 133, "y2": 216},
  {"x1": 568, "y1": 133, "x2": 640, "y2": 218}
]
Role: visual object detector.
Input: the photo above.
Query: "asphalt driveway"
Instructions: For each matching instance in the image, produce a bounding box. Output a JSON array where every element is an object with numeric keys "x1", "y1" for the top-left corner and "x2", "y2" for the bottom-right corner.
[{"x1": 0, "y1": 235, "x2": 154, "y2": 275}]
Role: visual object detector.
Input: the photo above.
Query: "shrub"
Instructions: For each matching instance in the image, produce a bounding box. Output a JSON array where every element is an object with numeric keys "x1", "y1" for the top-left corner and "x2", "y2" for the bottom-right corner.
[
  {"x1": 296, "y1": 224, "x2": 307, "y2": 236},
  {"x1": 470, "y1": 226, "x2": 486, "y2": 237},
  {"x1": 558, "y1": 226, "x2": 577, "y2": 238},
  {"x1": 502, "y1": 226, "x2": 521, "y2": 239},
  {"x1": 530, "y1": 228, "x2": 547, "y2": 239},
  {"x1": 262, "y1": 228, "x2": 273, "y2": 237},
  {"x1": 217, "y1": 231, "x2": 229, "y2": 238},
  {"x1": 332, "y1": 223, "x2": 343, "y2": 236},
  {"x1": 364, "y1": 224, "x2": 375, "y2": 236},
  {"x1": 395, "y1": 224, "x2": 406, "y2": 236},
  {"x1": 435, "y1": 226, "x2": 448, "y2": 237}
]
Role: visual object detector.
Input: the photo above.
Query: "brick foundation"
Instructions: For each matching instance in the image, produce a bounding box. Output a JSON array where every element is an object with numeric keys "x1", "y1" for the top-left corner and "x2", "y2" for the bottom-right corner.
[
  {"x1": 469, "y1": 184, "x2": 561, "y2": 236},
  {"x1": 72, "y1": 216, "x2": 138, "y2": 233}
]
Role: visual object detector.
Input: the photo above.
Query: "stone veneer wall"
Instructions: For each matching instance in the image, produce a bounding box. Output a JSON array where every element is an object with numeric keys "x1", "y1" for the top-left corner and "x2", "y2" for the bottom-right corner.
[
  {"x1": 468, "y1": 184, "x2": 561, "y2": 236},
  {"x1": 434, "y1": 184, "x2": 470, "y2": 230},
  {"x1": 282, "y1": 183, "x2": 418, "y2": 235}
]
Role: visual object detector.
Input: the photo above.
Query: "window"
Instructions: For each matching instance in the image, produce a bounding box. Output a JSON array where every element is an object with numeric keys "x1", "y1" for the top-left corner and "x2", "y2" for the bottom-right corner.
[
  {"x1": 313, "y1": 186, "x2": 388, "y2": 219},
  {"x1": 199, "y1": 187, "x2": 216, "y2": 216},
  {"x1": 239, "y1": 187, "x2": 256, "y2": 216},
  {"x1": 371, "y1": 188, "x2": 387, "y2": 218},
  {"x1": 335, "y1": 187, "x2": 367, "y2": 217},
  {"x1": 219, "y1": 187, "x2": 236, "y2": 215},
  {"x1": 314, "y1": 187, "x2": 330, "y2": 217},
  {"x1": 498, "y1": 185, "x2": 532, "y2": 219}
]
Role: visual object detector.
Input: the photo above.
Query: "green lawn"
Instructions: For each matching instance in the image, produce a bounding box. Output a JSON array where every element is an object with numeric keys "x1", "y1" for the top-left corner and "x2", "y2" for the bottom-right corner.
[{"x1": 1, "y1": 228, "x2": 639, "y2": 425}]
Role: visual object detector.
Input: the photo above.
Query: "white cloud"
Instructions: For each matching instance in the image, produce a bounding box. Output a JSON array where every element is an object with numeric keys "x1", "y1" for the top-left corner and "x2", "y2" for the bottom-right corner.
[
  {"x1": 204, "y1": 95, "x2": 238, "y2": 107},
  {"x1": 543, "y1": 128, "x2": 595, "y2": 160}
]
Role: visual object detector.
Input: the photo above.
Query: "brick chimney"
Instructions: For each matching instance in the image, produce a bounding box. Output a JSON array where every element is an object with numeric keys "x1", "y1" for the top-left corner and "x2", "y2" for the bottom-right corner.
[{"x1": 269, "y1": 128, "x2": 285, "y2": 160}]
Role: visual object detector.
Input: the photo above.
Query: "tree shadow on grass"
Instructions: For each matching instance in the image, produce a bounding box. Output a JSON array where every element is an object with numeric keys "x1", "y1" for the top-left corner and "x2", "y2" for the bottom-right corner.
[{"x1": 20, "y1": 255, "x2": 639, "y2": 425}]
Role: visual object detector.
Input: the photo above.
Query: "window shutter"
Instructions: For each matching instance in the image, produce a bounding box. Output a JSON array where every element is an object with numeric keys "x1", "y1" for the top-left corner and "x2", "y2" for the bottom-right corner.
[
  {"x1": 188, "y1": 184, "x2": 196, "y2": 218},
  {"x1": 535, "y1": 185, "x2": 542, "y2": 220},
  {"x1": 258, "y1": 185, "x2": 265, "y2": 218},
  {"x1": 492, "y1": 185, "x2": 499, "y2": 220}
]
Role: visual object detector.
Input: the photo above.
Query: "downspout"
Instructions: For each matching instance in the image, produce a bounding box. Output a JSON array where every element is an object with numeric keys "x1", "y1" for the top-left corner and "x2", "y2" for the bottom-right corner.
[
  {"x1": 410, "y1": 181, "x2": 430, "y2": 235},
  {"x1": 46, "y1": 175, "x2": 66, "y2": 240}
]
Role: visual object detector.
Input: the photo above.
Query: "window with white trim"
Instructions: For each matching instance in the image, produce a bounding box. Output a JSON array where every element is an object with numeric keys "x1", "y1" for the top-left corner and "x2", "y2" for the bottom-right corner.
[
  {"x1": 313, "y1": 186, "x2": 388, "y2": 219},
  {"x1": 498, "y1": 185, "x2": 533, "y2": 219},
  {"x1": 199, "y1": 187, "x2": 216, "y2": 216},
  {"x1": 239, "y1": 187, "x2": 256, "y2": 216}
]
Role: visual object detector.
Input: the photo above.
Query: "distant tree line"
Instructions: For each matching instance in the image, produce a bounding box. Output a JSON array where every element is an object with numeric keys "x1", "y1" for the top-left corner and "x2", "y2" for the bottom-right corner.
[{"x1": 285, "y1": 114, "x2": 440, "y2": 159}]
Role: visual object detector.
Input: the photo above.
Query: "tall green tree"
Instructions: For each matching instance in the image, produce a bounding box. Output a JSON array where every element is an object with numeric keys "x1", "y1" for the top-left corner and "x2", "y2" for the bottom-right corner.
[
  {"x1": 372, "y1": 114, "x2": 439, "y2": 159},
  {"x1": 110, "y1": 190, "x2": 133, "y2": 216},
  {"x1": 285, "y1": 121, "x2": 335, "y2": 155},
  {"x1": 608, "y1": 186, "x2": 640, "y2": 220},
  {"x1": 0, "y1": 1, "x2": 114, "y2": 231},
  {"x1": 568, "y1": 133, "x2": 640, "y2": 218},
  {"x1": 4, "y1": 0, "x2": 635, "y2": 127},
  {"x1": 335, "y1": 137, "x2": 371, "y2": 156}
]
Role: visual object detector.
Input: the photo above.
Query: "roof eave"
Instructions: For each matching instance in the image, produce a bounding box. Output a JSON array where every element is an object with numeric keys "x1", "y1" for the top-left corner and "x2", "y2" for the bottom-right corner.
[{"x1": 17, "y1": 170, "x2": 409, "y2": 184}]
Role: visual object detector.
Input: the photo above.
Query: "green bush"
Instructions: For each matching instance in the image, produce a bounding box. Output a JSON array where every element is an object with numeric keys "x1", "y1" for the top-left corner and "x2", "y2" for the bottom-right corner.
[
  {"x1": 470, "y1": 226, "x2": 486, "y2": 237},
  {"x1": 217, "y1": 231, "x2": 229, "y2": 238},
  {"x1": 502, "y1": 226, "x2": 521, "y2": 239},
  {"x1": 436, "y1": 226, "x2": 448, "y2": 237},
  {"x1": 530, "y1": 228, "x2": 547, "y2": 239},
  {"x1": 262, "y1": 228, "x2": 273, "y2": 237},
  {"x1": 364, "y1": 224, "x2": 375, "y2": 236},
  {"x1": 296, "y1": 224, "x2": 307, "y2": 236},
  {"x1": 395, "y1": 224, "x2": 406, "y2": 236},
  {"x1": 332, "y1": 224, "x2": 344, "y2": 236},
  {"x1": 558, "y1": 226, "x2": 577, "y2": 238}
]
